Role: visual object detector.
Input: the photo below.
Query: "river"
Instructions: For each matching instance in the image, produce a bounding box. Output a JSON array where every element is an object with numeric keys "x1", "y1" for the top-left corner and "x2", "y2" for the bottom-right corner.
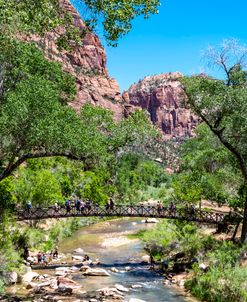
[
  {"x1": 7, "y1": 218, "x2": 194, "y2": 301},
  {"x1": 54, "y1": 218, "x2": 190, "y2": 301}
]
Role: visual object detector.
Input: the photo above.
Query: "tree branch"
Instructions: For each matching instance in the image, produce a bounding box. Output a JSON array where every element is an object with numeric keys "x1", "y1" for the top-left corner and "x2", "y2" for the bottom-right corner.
[
  {"x1": 197, "y1": 111, "x2": 247, "y2": 181},
  {"x1": 0, "y1": 151, "x2": 87, "y2": 182}
]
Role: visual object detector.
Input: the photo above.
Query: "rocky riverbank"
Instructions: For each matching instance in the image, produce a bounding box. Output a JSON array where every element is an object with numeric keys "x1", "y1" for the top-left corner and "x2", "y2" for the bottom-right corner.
[{"x1": 3, "y1": 218, "x2": 192, "y2": 302}]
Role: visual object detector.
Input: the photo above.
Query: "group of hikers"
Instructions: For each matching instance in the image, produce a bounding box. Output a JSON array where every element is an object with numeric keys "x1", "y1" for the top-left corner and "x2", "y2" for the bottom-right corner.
[
  {"x1": 24, "y1": 198, "x2": 197, "y2": 216},
  {"x1": 24, "y1": 246, "x2": 59, "y2": 265},
  {"x1": 64, "y1": 198, "x2": 94, "y2": 213}
]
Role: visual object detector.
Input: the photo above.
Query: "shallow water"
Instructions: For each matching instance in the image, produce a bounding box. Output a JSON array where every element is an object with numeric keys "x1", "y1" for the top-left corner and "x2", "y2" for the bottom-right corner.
[{"x1": 54, "y1": 218, "x2": 188, "y2": 302}]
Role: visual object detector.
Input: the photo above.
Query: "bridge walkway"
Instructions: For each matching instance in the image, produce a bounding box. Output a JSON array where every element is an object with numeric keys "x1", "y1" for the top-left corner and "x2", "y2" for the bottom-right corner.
[{"x1": 15, "y1": 205, "x2": 242, "y2": 225}]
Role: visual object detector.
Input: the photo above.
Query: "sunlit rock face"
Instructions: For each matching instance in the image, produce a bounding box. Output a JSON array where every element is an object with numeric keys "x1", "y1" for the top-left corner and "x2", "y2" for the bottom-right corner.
[
  {"x1": 26, "y1": 1, "x2": 199, "y2": 136},
  {"x1": 123, "y1": 72, "x2": 199, "y2": 139},
  {"x1": 27, "y1": 0, "x2": 123, "y2": 120}
]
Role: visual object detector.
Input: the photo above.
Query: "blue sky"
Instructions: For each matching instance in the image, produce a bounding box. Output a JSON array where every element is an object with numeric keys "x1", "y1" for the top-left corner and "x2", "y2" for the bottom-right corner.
[{"x1": 71, "y1": 0, "x2": 247, "y2": 92}]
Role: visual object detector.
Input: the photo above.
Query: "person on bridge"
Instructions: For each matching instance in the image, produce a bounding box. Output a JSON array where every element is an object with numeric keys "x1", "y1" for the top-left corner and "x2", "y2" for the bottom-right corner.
[
  {"x1": 190, "y1": 204, "x2": 196, "y2": 215},
  {"x1": 80, "y1": 200, "x2": 85, "y2": 212},
  {"x1": 110, "y1": 198, "x2": 114, "y2": 211},
  {"x1": 76, "y1": 199, "x2": 80, "y2": 211},
  {"x1": 157, "y1": 201, "x2": 163, "y2": 215},
  {"x1": 54, "y1": 202, "x2": 59, "y2": 212},
  {"x1": 169, "y1": 202, "x2": 176, "y2": 214},
  {"x1": 27, "y1": 201, "x2": 32, "y2": 213},
  {"x1": 86, "y1": 200, "x2": 92, "y2": 211},
  {"x1": 106, "y1": 200, "x2": 110, "y2": 211},
  {"x1": 65, "y1": 199, "x2": 71, "y2": 213}
]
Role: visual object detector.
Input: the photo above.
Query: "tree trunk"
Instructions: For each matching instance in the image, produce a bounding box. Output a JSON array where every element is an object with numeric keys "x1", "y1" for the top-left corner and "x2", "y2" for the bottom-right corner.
[
  {"x1": 240, "y1": 185, "x2": 247, "y2": 242},
  {"x1": 232, "y1": 221, "x2": 240, "y2": 242}
]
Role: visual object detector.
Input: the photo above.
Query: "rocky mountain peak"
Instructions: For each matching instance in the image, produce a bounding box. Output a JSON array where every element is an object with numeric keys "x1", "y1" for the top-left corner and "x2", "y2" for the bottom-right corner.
[
  {"x1": 27, "y1": 1, "x2": 199, "y2": 138},
  {"x1": 123, "y1": 72, "x2": 199, "y2": 139}
]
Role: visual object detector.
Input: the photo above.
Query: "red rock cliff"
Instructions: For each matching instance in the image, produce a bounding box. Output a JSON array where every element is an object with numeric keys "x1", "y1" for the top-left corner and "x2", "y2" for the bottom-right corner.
[
  {"x1": 123, "y1": 72, "x2": 199, "y2": 139},
  {"x1": 28, "y1": 1, "x2": 198, "y2": 138},
  {"x1": 28, "y1": 0, "x2": 123, "y2": 119}
]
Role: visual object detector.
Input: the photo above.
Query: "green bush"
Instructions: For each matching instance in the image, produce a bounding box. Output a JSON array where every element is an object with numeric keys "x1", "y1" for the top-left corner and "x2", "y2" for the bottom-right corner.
[
  {"x1": 0, "y1": 279, "x2": 5, "y2": 295},
  {"x1": 185, "y1": 241, "x2": 247, "y2": 302},
  {"x1": 186, "y1": 265, "x2": 247, "y2": 302}
]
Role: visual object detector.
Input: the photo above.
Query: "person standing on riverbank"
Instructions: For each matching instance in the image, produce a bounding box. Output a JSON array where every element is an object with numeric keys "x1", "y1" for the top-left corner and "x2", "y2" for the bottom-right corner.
[
  {"x1": 53, "y1": 246, "x2": 58, "y2": 258},
  {"x1": 150, "y1": 254, "x2": 155, "y2": 269}
]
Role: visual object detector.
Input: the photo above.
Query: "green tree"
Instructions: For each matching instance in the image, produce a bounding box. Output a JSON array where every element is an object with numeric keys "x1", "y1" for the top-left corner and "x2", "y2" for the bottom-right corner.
[
  {"x1": 0, "y1": 39, "x2": 158, "y2": 184},
  {"x1": 115, "y1": 152, "x2": 168, "y2": 203},
  {"x1": 81, "y1": 0, "x2": 160, "y2": 44},
  {"x1": 0, "y1": 0, "x2": 160, "y2": 45},
  {"x1": 173, "y1": 124, "x2": 242, "y2": 206},
  {"x1": 181, "y1": 39, "x2": 247, "y2": 241}
]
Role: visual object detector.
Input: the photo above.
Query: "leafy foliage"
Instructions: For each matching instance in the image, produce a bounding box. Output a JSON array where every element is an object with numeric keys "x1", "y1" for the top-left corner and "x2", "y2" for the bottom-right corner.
[
  {"x1": 181, "y1": 40, "x2": 247, "y2": 241},
  {"x1": 185, "y1": 241, "x2": 247, "y2": 302},
  {"x1": 0, "y1": 39, "x2": 158, "y2": 183},
  {"x1": 0, "y1": 0, "x2": 160, "y2": 45},
  {"x1": 172, "y1": 124, "x2": 242, "y2": 206},
  {"x1": 142, "y1": 220, "x2": 207, "y2": 261},
  {"x1": 81, "y1": 0, "x2": 160, "y2": 45},
  {"x1": 114, "y1": 153, "x2": 169, "y2": 203}
]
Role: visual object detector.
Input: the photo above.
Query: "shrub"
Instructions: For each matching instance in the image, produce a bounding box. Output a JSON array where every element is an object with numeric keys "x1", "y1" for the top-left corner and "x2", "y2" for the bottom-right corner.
[
  {"x1": 0, "y1": 279, "x2": 5, "y2": 295},
  {"x1": 186, "y1": 265, "x2": 247, "y2": 302}
]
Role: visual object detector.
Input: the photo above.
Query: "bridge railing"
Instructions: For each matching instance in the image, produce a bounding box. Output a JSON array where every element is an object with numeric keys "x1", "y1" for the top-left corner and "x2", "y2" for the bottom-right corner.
[{"x1": 14, "y1": 204, "x2": 242, "y2": 224}]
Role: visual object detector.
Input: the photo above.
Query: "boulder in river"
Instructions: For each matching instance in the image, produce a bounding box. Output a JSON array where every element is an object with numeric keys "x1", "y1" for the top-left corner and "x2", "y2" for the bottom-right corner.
[
  {"x1": 55, "y1": 267, "x2": 69, "y2": 276},
  {"x1": 26, "y1": 282, "x2": 39, "y2": 289},
  {"x1": 73, "y1": 248, "x2": 84, "y2": 255},
  {"x1": 70, "y1": 266, "x2": 80, "y2": 272},
  {"x1": 79, "y1": 265, "x2": 90, "y2": 271},
  {"x1": 22, "y1": 271, "x2": 40, "y2": 284},
  {"x1": 97, "y1": 287, "x2": 124, "y2": 299},
  {"x1": 49, "y1": 278, "x2": 58, "y2": 289},
  {"x1": 110, "y1": 267, "x2": 119, "y2": 273},
  {"x1": 82, "y1": 268, "x2": 110, "y2": 276},
  {"x1": 131, "y1": 284, "x2": 143, "y2": 289},
  {"x1": 56, "y1": 286, "x2": 73, "y2": 295},
  {"x1": 57, "y1": 276, "x2": 80, "y2": 289},
  {"x1": 72, "y1": 255, "x2": 84, "y2": 261},
  {"x1": 145, "y1": 218, "x2": 159, "y2": 223},
  {"x1": 141, "y1": 255, "x2": 150, "y2": 263},
  {"x1": 2, "y1": 271, "x2": 18, "y2": 285},
  {"x1": 27, "y1": 280, "x2": 50, "y2": 290},
  {"x1": 115, "y1": 284, "x2": 129, "y2": 292}
]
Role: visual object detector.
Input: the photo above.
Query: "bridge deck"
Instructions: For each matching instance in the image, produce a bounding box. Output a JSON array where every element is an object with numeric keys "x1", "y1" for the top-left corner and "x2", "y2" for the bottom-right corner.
[{"x1": 15, "y1": 205, "x2": 242, "y2": 225}]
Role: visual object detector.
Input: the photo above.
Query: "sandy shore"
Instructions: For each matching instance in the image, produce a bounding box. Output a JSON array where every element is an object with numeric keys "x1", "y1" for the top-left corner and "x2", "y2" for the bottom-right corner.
[{"x1": 101, "y1": 234, "x2": 139, "y2": 248}]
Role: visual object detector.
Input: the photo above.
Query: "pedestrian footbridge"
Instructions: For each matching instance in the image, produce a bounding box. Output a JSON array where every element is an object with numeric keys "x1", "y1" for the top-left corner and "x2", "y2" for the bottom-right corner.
[{"x1": 15, "y1": 205, "x2": 242, "y2": 225}]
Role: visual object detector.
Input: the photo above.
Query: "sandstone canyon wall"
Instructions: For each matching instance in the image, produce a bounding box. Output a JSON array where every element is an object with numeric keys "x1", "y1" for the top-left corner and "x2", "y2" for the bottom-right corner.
[
  {"x1": 123, "y1": 72, "x2": 199, "y2": 139},
  {"x1": 29, "y1": 0, "x2": 199, "y2": 139},
  {"x1": 28, "y1": 0, "x2": 123, "y2": 119}
]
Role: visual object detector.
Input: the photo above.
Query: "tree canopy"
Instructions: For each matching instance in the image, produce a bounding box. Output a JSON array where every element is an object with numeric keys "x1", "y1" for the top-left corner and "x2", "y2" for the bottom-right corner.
[
  {"x1": 0, "y1": 0, "x2": 160, "y2": 46},
  {"x1": 172, "y1": 124, "x2": 242, "y2": 206},
  {"x1": 181, "y1": 40, "x2": 247, "y2": 241}
]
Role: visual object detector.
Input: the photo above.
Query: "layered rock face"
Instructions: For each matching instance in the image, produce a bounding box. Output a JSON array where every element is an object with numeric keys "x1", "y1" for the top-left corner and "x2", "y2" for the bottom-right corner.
[
  {"x1": 28, "y1": 0, "x2": 123, "y2": 119},
  {"x1": 123, "y1": 72, "x2": 199, "y2": 139},
  {"x1": 28, "y1": 1, "x2": 198, "y2": 138}
]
